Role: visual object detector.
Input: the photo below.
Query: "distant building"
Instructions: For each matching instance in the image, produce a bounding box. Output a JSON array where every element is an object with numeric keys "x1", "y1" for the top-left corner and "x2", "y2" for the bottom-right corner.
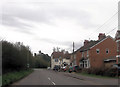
[
  {"x1": 74, "y1": 33, "x2": 117, "y2": 68},
  {"x1": 51, "y1": 50, "x2": 71, "y2": 69}
]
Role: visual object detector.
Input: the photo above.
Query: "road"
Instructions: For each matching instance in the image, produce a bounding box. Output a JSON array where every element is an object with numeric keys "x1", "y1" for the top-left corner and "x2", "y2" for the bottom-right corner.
[{"x1": 13, "y1": 69, "x2": 118, "y2": 85}]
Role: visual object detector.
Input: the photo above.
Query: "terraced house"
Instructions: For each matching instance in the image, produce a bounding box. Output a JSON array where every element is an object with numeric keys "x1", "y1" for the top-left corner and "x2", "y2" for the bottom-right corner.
[{"x1": 75, "y1": 33, "x2": 117, "y2": 69}]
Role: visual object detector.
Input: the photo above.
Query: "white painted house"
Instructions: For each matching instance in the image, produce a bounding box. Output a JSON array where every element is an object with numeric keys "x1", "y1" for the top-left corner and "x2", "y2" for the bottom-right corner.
[{"x1": 51, "y1": 51, "x2": 70, "y2": 69}]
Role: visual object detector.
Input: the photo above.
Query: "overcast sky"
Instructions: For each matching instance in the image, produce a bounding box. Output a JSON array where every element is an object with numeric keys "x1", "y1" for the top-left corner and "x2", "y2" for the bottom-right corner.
[{"x1": 0, "y1": 0, "x2": 119, "y2": 55}]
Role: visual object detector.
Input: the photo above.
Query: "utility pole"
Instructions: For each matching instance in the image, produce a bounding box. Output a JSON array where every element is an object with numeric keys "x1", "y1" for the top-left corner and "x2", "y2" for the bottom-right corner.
[{"x1": 73, "y1": 42, "x2": 75, "y2": 66}]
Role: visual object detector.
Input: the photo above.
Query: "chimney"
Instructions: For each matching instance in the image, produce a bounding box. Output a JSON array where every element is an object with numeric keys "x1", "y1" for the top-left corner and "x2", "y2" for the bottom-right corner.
[
  {"x1": 84, "y1": 40, "x2": 89, "y2": 46},
  {"x1": 98, "y1": 33, "x2": 106, "y2": 40}
]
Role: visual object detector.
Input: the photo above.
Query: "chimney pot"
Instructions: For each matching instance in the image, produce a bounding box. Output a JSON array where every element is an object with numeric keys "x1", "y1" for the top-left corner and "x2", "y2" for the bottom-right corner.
[{"x1": 98, "y1": 33, "x2": 106, "y2": 40}]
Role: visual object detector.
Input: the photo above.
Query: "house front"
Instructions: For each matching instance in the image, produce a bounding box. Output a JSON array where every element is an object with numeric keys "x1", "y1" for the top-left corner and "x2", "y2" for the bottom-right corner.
[
  {"x1": 75, "y1": 33, "x2": 117, "y2": 69},
  {"x1": 51, "y1": 51, "x2": 70, "y2": 69}
]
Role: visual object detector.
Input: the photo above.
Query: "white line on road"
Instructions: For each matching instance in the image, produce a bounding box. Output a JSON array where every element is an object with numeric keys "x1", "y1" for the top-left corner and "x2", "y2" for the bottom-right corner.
[
  {"x1": 48, "y1": 77, "x2": 56, "y2": 85},
  {"x1": 48, "y1": 77, "x2": 50, "y2": 80},
  {"x1": 52, "y1": 82, "x2": 56, "y2": 85}
]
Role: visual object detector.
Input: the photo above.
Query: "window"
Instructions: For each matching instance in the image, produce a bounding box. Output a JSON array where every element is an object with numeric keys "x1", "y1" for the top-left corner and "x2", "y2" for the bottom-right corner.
[
  {"x1": 106, "y1": 49, "x2": 109, "y2": 54},
  {"x1": 117, "y1": 42, "x2": 119, "y2": 52},
  {"x1": 96, "y1": 49, "x2": 100, "y2": 54},
  {"x1": 82, "y1": 52, "x2": 84, "y2": 57},
  {"x1": 87, "y1": 50, "x2": 89, "y2": 57},
  {"x1": 55, "y1": 58, "x2": 58, "y2": 62},
  {"x1": 74, "y1": 54, "x2": 76, "y2": 59}
]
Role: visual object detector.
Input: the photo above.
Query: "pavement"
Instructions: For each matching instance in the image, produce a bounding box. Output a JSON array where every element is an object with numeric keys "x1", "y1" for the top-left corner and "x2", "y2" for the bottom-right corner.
[{"x1": 12, "y1": 69, "x2": 119, "y2": 85}]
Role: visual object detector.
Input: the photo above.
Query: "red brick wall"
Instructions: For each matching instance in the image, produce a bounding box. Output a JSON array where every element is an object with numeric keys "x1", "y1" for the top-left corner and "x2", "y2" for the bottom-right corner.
[
  {"x1": 75, "y1": 50, "x2": 89, "y2": 66},
  {"x1": 89, "y1": 37, "x2": 117, "y2": 68},
  {"x1": 76, "y1": 51, "x2": 81, "y2": 66}
]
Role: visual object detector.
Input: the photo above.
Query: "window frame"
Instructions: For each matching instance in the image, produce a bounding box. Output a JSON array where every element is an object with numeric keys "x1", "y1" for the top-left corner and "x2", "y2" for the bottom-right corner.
[
  {"x1": 96, "y1": 49, "x2": 100, "y2": 54},
  {"x1": 106, "y1": 48, "x2": 109, "y2": 54}
]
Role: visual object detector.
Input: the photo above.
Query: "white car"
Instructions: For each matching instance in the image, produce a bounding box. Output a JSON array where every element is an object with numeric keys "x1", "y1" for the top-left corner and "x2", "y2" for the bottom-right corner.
[{"x1": 47, "y1": 67, "x2": 51, "y2": 70}]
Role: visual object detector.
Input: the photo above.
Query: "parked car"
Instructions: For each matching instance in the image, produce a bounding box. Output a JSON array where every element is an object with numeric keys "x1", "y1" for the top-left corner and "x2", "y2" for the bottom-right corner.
[
  {"x1": 112, "y1": 64, "x2": 120, "y2": 69},
  {"x1": 112, "y1": 64, "x2": 120, "y2": 76},
  {"x1": 47, "y1": 67, "x2": 51, "y2": 70},
  {"x1": 53, "y1": 65, "x2": 60, "y2": 71},
  {"x1": 73, "y1": 65, "x2": 81, "y2": 72},
  {"x1": 68, "y1": 65, "x2": 81, "y2": 73},
  {"x1": 63, "y1": 66, "x2": 67, "y2": 72},
  {"x1": 68, "y1": 66, "x2": 73, "y2": 73},
  {"x1": 63, "y1": 65, "x2": 70, "y2": 72}
]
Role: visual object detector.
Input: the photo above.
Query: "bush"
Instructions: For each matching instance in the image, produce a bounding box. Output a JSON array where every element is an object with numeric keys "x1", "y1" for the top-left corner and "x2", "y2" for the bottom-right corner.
[
  {"x1": 2, "y1": 41, "x2": 35, "y2": 74},
  {"x1": 81, "y1": 67, "x2": 118, "y2": 77}
]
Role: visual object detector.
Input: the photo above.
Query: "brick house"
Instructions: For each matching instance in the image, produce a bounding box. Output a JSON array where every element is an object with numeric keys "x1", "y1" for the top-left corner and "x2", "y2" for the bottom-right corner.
[
  {"x1": 51, "y1": 51, "x2": 71, "y2": 69},
  {"x1": 115, "y1": 30, "x2": 120, "y2": 64},
  {"x1": 75, "y1": 33, "x2": 117, "y2": 69}
]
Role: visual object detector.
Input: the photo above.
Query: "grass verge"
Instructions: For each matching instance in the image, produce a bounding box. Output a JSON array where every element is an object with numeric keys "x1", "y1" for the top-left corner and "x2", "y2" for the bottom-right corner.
[
  {"x1": 0, "y1": 75, "x2": 2, "y2": 86},
  {"x1": 76, "y1": 72, "x2": 118, "y2": 79},
  {"x1": 2, "y1": 69, "x2": 34, "y2": 86}
]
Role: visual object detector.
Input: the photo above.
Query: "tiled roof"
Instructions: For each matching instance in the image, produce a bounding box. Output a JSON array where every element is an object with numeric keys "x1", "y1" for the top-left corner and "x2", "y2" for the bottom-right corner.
[
  {"x1": 80, "y1": 40, "x2": 99, "y2": 52},
  {"x1": 115, "y1": 30, "x2": 120, "y2": 39},
  {"x1": 52, "y1": 52, "x2": 70, "y2": 59},
  {"x1": 75, "y1": 37, "x2": 108, "y2": 52},
  {"x1": 52, "y1": 52, "x2": 63, "y2": 58}
]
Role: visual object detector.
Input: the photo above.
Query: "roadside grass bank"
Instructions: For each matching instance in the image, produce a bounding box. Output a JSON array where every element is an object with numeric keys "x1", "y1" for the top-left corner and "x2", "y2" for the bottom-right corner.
[
  {"x1": 2, "y1": 69, "x2": 34, "y2": 86},
  {"x1": 0, "y1": 75, "x2": 2, "y2": 86},
  {"x1": 76, "y1": 72, "x2": 118, "y2": 79}
]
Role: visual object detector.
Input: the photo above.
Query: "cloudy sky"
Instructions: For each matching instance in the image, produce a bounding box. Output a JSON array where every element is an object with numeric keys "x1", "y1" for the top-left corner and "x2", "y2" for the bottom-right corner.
[{"x1": 0, "y1": 0, "x2": 119, "y2": 55}]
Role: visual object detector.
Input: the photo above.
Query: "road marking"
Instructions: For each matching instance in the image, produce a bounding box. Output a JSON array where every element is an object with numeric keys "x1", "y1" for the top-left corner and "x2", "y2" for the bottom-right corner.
[
  {"x1": 48, "y1": 77, "x2": 50, "y2": 80},
  {"x1": 48, "y1": 77, "x2": 56, "y2": 85},
  {"x1": 52, "y1": 82, "x2": 56, "y2": 85}
]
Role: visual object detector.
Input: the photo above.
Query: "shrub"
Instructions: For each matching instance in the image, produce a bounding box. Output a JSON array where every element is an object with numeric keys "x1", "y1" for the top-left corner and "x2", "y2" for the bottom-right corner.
[{"x1": 81, "y1": 67, "x2": 118, "y2": 77}]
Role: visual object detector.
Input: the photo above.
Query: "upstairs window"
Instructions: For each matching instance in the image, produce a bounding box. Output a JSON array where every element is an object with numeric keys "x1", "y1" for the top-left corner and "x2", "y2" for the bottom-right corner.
[
  {"x1": 106, "y1": 49, "x2": 109, "y2": 54},
  {"x1": 55, "y1": 58, "x2": 58, "y2": 62},
  {"x1": 82, "y1": 52, "x2": 84, "y2": 57},
  {"x1": 87, "y1": 50, "x2": 89, "y2": 57},
  {"x1": 96, "y1": 49, "x2": 100, "y2": 54}
]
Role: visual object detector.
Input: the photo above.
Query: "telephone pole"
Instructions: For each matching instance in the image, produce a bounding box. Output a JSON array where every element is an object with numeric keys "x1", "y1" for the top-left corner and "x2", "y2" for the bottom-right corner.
[{"x1": 73, "y1": 42, "x2": 75, "y2": 66}]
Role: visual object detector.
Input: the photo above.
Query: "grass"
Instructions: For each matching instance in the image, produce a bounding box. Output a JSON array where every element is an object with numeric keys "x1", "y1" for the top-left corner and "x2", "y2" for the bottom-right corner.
[
  {"x1": 76, "y1": 72, "x2": 118, "y2": 79},
  {"x1": 2, "y1": 69, "x2": 34, "y2": 86},
  {"x1": 0, "y1": 75, "x2": 2, "y2": 86}
]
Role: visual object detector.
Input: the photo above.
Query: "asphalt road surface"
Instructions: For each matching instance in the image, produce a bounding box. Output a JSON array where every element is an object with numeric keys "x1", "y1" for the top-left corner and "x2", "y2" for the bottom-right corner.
[{"x1": 13, "y1": 69, "x2": 118, "y2": 85}]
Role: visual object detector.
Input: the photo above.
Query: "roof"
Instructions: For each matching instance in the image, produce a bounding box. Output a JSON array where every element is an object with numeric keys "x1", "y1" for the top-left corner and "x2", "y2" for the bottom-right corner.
[
  {"x1": 52, "y1": 52, "x2": 63, "y2": 58},
  {"x1": 115, "y1": 30, "x2": 120, "y2": 39},
  {"x1": 74, "y1": 36, "x2": 113, "y2": 52},
  {"x1": 80, "y1": 40, "x2": 99, "y2": 52},
  {"x1": 64, "y1": 53, "x2": 71, "y2": 59},
  {"x1": 51, "y1": 51, "x2": 70, "y2": 59}
]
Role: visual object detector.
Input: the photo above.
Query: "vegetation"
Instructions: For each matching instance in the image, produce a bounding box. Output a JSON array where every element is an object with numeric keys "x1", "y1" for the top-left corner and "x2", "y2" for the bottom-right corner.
[
  {"x1": 76, "y1": 72, "x2": 117, "y2": 79},
  {"x1": 2, "y1": 69, "x2": 33, "y2": 86},
  {"x1": 2, "y1": 41, "x2": 34, "y2": 74},
  {"x1": 34, "y1": 52, "x2": 50, "y2": 68},
  {"x1": 80, "y1": 68, "x2": 118, "y2": 77},
  {"x1": 1, "y1": 40, "x2": 51, "y2": 86},
  {"x1": 0, "y1": 75, "x2": 2, "y2": 86},
  {"x1": 2, "y1": 40, "x2": 51, "y2": 73}
]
